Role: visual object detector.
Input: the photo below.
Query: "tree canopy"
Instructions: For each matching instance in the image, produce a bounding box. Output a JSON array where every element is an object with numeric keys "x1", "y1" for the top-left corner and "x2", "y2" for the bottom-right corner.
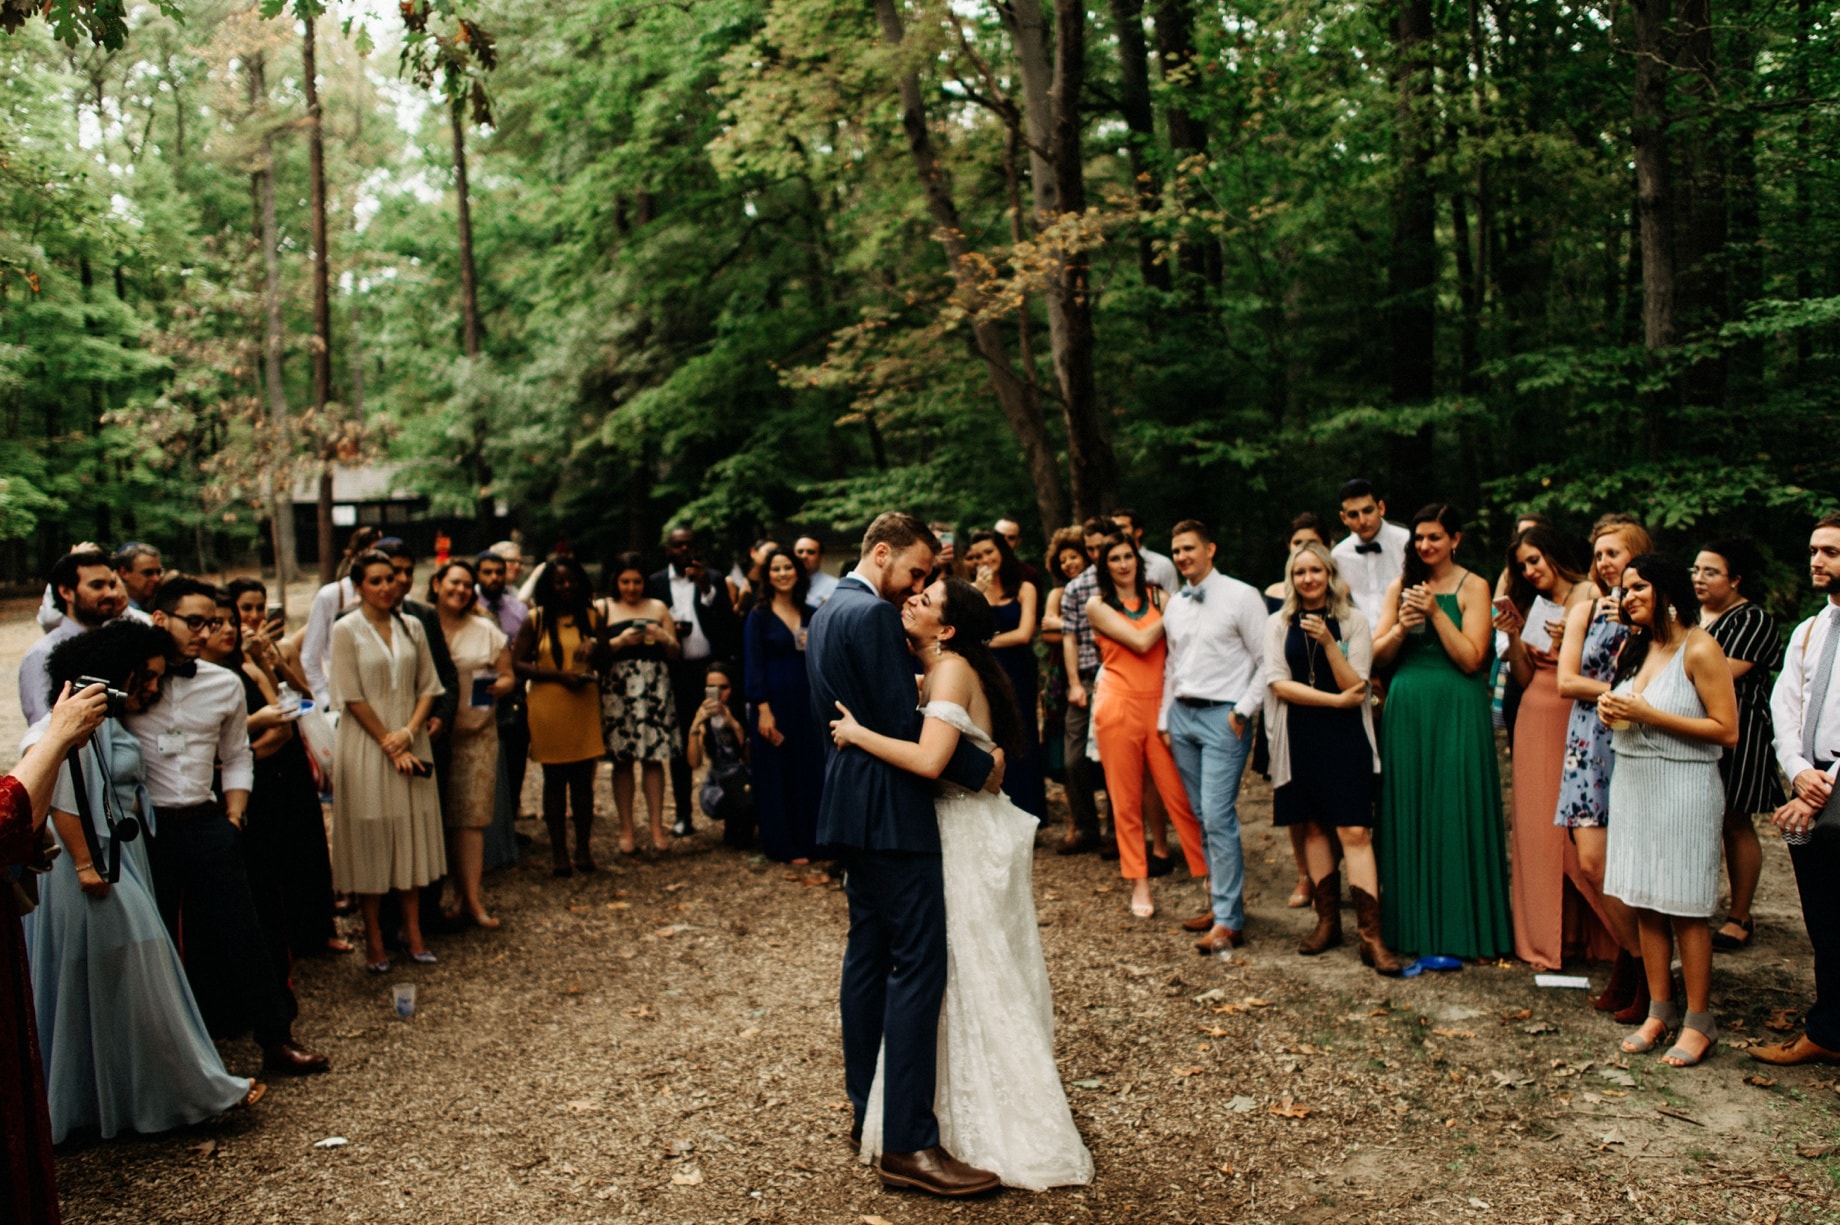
[{"x1": 0, "y1": 0, "x2": 1835, "y2": 603}]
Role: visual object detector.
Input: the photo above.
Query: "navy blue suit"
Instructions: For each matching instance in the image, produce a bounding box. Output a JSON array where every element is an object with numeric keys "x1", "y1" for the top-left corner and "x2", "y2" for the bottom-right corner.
[{"x1": 807, "y1": 575, "x2": 994, "y2": 1152}]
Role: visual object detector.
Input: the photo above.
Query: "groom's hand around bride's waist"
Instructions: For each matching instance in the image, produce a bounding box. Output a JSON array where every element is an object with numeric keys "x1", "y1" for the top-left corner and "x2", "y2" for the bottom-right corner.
[{"x1": 982, "y1": 748, "x2": 1006, "y2": 794}]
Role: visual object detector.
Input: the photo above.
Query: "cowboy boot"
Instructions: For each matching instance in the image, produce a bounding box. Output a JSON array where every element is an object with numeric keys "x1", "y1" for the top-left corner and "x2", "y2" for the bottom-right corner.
[
  {"x1": 1612, "y1": 963, "x2": 1652, "y2": 1025},
  {"x1": 1351, "y1": 885, "x2": 1404, "y2": 975},
  {"x1": 1298, "y1": 871, "x2": 1343, "y2": 956}
]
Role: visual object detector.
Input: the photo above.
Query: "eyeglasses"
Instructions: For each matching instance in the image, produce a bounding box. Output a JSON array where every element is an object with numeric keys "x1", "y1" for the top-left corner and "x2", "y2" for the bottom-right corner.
[
  {"x1": 175, "y1": 615, "x2": 227, "y2": 632},
  {"x1": 1688, "y1": 566, "x2": 1726, "y2": 578}
]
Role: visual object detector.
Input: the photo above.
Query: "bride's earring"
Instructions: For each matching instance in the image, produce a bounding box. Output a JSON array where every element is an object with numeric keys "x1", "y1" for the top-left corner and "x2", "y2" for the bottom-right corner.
[{"x1": 932, "y1": 641, "x2": 943, "y2": 658}]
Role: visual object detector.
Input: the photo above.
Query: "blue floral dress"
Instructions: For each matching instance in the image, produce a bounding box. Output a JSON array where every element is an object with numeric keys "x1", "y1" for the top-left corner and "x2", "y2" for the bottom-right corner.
[{"x1": 1554, "y1": 612, "x2": 1628, "y2": 828}]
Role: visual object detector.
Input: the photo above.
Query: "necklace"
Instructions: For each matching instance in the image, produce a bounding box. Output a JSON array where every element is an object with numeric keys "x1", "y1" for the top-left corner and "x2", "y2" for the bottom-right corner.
[{"x1": 1121, "y1": 597, "x2": 1151, "y2": 622}]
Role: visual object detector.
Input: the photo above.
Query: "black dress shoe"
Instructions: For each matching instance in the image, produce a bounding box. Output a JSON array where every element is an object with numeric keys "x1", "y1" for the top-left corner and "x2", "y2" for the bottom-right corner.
[
  {"x1": 1054, "y1": 833, "x2": 1099, "y2": 856},
  {"x1": 1146, "y1": 852, "x2": 1175, "y2": 878},
  {"x1": 263, "y1": 1040, "x2": 330, "y2": 1075},
  {"x1": 847, "y1": 1124, "x2": 863, "y2": 1150},
  {"x1": 670, "y1": 818, "x2": 693, "y2": 838},
  {"x1": 1097, "y1": 838, "x2": 1120, "y2": 861}
]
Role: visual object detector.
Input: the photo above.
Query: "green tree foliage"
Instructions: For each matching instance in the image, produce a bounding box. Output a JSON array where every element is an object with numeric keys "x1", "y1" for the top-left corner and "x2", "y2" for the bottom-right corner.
[{"x1": 0, "y1": 0, "x2": 1835, "y2": 608}]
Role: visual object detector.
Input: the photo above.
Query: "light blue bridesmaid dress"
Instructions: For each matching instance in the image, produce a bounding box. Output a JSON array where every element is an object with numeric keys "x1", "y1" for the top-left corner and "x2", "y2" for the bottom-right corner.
[{"x1": 21, "y1": 717, "x2": 247, "y2": 1142}]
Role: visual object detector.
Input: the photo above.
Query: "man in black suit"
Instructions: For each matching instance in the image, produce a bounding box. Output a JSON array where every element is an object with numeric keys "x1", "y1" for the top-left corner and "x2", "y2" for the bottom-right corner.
[
  {"x1": 806, "y1": 512, "x2": 1004, "y2": 1197},
  {"x1": 647, "y1": 526, "x2": 740, "y2": 837}
]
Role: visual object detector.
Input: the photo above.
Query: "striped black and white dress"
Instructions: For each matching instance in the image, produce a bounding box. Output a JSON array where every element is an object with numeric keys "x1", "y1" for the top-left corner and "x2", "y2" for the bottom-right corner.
[
  {"x1": 1604, "y1": 647, "x2": 1724, "y2": 917},
  {"x1": 1705, "y1": 601, "x2": 1785, "y2": 815}
]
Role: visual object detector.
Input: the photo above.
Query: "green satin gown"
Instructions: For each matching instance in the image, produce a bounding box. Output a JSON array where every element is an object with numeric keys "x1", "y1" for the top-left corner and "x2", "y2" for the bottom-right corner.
[{"x1": 1377, "y1": 593, "x2": 1512, "y2": 959}]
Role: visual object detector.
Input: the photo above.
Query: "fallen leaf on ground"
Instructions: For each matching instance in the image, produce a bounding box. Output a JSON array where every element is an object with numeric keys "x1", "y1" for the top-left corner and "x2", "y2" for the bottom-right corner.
[
  {"x1": 627, "y1": 1004, "x2": 656, "y2": 1020},
  {"x1": 1199, "y1": 1026, "x2": 1231, "y2": 1037},
  {"x1": 1501, "y1": 1008, "x2": 1532, "y2": 1022},
  {"x1": 1598, "y1": 1127, "x2": 1626, "y2": 1150},
  {"x1": 607, "y1": 901, "x2": 631, "y2": 910},
  {"x1": 1765, "y1": 1008, "x2": 1799, "y2": 1033},
  {"x1": 1072, "y1": 1078, "x2": 1103, "y2": 1090},
  {"x1": 1433, "y1": 1028, "x2": 1476, "y2": 1039},
  {"x1": 1192, "y1": 987, "x2": 1227, "y2": 1003},
  {"x1": 738, "y1": 1027, "x2": 760, "y2": 1039},
  {"x1": 1270, "y1": 1099, "x2": 1311, "y2": 1119},
  {"x1": 189, "y1": 1140, "x2": 217, "y2": 1157},
  {"x1": 1468, "y1": 1198, "x2": 1491, "y2": 1210},
  {"x1": 1744, "y1": 1074, "x2": 1777, "y2": 1088},
  {"x1": 1368, "y1": 1008, "x2": 1390, "y2": 1018},
  {"x1": 565, "y1": 1100, "x2": 597, "y2": 1114},
  {"x1": 662, "y1": 882, "x2": 685, "y2": 892},
  {"x1": 1175, "y1": 1066, "x2": 1205, "y2": 1076},
  {"x1": 1598, "y1": 1068, "x2": 1636, "y2": 1088},
  {"x1": 861, "y1": 1217, "x2": 896, "y2": 1225},
  {"x1": 1796, "y1": 1145, "x2": 1835, "y2": 1159},
  {"x1": 1523, "y1": 1021, "x2": 1557, "y2": 1035},
  {"x1": 670, "y1": 1167, "x2": 703, "y2": 1186},
  {"x1": 312, "y1": 1137, "x2": 347, "y2": 1149},
  {"x1": 1243, "y1": 998, "x2": 1272, "y2": 1008},
  {"x1": 1226, "y1": 1095, "x2": 1257, "y2": 1113}
]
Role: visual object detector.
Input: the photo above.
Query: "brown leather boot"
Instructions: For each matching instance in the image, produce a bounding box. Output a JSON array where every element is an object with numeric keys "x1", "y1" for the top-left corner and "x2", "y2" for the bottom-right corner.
[
  {"x1": 1298, "y1": 871, "x2": 1343, "y2": 956},
  {"x1": 1591, "y1": 948, "x2": 1638, "y2": 1012},
  {"x1": 1612, "y1": 963, "x2": 1651, "y2": 1025},
  {"x1": 1351, "y1": 885, "x2": 1404, "y2": 975}
]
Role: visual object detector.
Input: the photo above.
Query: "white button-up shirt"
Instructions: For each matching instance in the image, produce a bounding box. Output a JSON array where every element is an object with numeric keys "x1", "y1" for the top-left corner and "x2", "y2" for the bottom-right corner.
[
  {"x1": 1330, "y1": 520, "x2": 1411, "y2": 624},
  {"x1": 1159, "y1": 568, "x2": 1269, "y2": 730},
  {"x1": 1140, "y1": 546, "x2": 1179, "y2": 596},
  {"x1": 17, "y1": 608, "x2": 151, "y2": 726},
  {"x1": 302, "y1": 577, "x2": 359, "y2": 709},
  {"x1": 124, "y1": 659, "x2": 254, "y2": 806},
  {"x1": 806, "y1": 568, "x2": 839, "y2": 608},
  {"x1": 1773, "y1": 602, "x2": 1840, "y2": 781},
  {"x1": 668, "y1": 566, "x2": 716, "y2": 661}
]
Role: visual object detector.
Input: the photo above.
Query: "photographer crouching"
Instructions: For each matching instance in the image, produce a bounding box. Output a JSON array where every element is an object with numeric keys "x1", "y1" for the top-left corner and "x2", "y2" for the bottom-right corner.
[
  {"x1": 21, "y1": 620, "x2": 266, "y2": 1145},
  {"x1": 4, "y1": 676, "x2": 107, "y2": 1224}
]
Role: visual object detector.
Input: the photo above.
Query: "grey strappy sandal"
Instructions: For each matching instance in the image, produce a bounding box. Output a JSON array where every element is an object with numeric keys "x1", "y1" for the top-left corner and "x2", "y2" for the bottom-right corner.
[
  {"x1": 1662, "y1": 1010, "x2": 1719, "y2": 1067},
  {"x1": 1621, "y1": 999, "x2": 1681, "y2": 1054}
]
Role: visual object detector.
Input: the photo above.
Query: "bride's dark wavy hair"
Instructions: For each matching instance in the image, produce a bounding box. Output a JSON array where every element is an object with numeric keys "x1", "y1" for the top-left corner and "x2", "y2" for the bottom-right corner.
[{"x1": 937, "y1": 578, "x2": 1023, "y2": 760}]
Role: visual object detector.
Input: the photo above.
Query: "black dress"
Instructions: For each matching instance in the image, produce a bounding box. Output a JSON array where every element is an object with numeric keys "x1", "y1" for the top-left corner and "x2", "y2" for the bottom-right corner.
[
  {"x1": 1272, "y1": 615, "x2": 1375, "y2": 828},
  {"x1": 1707, "y1": 601, "x2": 1785, "y2": 815}
]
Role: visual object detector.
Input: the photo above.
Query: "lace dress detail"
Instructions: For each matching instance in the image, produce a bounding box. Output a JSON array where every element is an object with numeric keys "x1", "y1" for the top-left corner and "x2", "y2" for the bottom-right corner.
[{"x1": 861, "y1": 701, "x2": 1093, "y2": 1189}]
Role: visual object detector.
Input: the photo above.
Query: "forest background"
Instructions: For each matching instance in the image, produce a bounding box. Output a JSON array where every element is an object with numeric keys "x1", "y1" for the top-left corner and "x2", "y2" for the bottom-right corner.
[{"x1": 0, "y1": 0, "x2": 1835, "y2": 609}]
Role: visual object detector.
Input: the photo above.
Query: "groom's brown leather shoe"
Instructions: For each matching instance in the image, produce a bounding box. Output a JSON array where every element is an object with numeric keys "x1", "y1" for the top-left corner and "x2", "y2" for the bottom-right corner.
[
  {"x1": 1749, "y1": 1033, "x2": 1840, "y2": 1066},
  {"x1": 1194, "y1": 924, "x2": 1243, "y2": 954},
  {"x1": 877, "y1": 1146, "x2": 1001, "y2": 1196}
]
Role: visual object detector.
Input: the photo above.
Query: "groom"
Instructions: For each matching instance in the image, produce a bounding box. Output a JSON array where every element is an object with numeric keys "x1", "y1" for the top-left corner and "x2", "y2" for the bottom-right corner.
[{"x1": 808, "y1": 513, "x2": 1006, "y2": 1196}]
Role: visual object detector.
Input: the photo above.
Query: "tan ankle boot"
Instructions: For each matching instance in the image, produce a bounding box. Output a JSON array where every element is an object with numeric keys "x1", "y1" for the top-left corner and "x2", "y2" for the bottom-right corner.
[
  {"x1": 1351, "y1": 885, "x2": 1404, "y2": 975},
  {"x1": 1298, "y1": 871, "x2": 1343, "y2": 955}
]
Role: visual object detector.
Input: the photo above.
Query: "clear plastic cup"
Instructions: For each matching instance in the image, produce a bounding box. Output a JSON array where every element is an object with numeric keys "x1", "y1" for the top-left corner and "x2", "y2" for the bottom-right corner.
[{"x1": 392, "y1": 983, "x2": 416, "y2": 1019}]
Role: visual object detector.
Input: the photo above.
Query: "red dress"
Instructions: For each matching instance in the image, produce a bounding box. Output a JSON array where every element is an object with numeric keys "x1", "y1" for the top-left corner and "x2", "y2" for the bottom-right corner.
[{"x1": 0, "y1": 773, "x2": 60, "y2": 1224}]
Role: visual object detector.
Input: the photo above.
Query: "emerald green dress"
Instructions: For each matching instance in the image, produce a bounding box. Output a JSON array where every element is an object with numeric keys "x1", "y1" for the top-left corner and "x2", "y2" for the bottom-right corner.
[{"x1": 1378, "y1": 592, "x2": 1512, "y2": 958}]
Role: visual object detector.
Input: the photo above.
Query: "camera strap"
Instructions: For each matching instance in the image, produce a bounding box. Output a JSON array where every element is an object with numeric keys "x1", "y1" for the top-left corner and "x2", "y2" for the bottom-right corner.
[{"x1": 62, "y1": 744, "x2": 138, "y2": 884}]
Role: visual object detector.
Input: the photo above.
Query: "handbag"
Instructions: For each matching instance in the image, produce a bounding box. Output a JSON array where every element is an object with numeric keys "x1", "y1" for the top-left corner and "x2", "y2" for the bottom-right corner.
[
  {"x1": 5, "y1": 828, "x2": 59, "y2": 917},
  {"x1": 698, "y1": 722, "x2": 752, "y2": 822}
]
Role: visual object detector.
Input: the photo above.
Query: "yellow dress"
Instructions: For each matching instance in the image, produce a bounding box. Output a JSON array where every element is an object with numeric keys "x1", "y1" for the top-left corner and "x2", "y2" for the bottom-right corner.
[{"x1": 524, "y1": 608, "x2": 604, "y2": 765}]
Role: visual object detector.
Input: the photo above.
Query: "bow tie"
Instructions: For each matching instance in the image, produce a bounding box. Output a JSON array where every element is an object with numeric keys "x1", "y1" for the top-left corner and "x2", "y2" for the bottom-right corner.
[
  {"x1": 1353, "y1": 541, "x2": 1383, "y2": 555},
  {"x1": 1181, "y1": 586, "x2": 1206, "y2": 603},
  {"x1": 169, "y1": 661, "x2": 197, "y2": 679}
]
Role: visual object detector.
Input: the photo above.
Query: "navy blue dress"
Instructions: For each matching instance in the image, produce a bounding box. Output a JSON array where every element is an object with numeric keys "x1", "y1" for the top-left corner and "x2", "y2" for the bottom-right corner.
[
  {"x1": 745, "y1": 605, "x2": 824, "y2": 861},
  {"x1": 990, "y1": 600, "x2": 1047, "y2": 820}
]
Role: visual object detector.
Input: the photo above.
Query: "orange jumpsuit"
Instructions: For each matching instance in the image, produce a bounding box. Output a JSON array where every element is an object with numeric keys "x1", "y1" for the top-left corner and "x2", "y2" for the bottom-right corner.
[{"x1": 1092, "y1": 597, "x2": 1208, "y2": 881}]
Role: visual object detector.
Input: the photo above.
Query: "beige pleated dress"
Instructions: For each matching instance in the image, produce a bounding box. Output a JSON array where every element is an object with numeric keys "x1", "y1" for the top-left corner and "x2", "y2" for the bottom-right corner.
[{"x1": 329, "y1": 610, "x2": 448, "y2": 894}]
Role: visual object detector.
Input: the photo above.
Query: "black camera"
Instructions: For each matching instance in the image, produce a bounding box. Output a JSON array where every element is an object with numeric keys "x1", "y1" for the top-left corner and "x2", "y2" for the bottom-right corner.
[{"x1": 73, "y1": 675, "x2": 132, "y2": 719}]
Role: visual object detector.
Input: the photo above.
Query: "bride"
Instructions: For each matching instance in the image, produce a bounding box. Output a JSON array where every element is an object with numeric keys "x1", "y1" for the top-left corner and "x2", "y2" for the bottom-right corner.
[{"x1": 830, "y1": 577, "x2": 1093, "y2": 1191}]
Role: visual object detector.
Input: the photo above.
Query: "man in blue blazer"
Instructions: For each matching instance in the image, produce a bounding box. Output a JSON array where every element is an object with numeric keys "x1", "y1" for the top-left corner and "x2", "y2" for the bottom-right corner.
[{"x1": 807, "y1": 513, "x2": 1005, "y2": 1197}]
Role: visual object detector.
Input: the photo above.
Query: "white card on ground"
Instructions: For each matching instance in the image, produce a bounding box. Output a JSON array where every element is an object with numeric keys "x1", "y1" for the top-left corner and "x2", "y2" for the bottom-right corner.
[{"x1": 1534, "y1": 974, "x2": 1591, "y2": 989}]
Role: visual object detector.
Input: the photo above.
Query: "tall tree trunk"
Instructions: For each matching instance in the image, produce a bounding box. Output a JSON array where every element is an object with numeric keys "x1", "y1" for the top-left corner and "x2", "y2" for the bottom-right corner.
[
  {"x1": 1107, "y1": 0, "x2": 1168, "y2": 290},
  {"x1": 250, "y1": 53, "x2": 298, "y2": 597},
  {"x1": 1630, "y1": 0, "x2": 1678, "y2": 458},
  {"x1": 1791, "y1": 0, "x2": 1812, "y2": 369},
  {"x1": 1389, "y1": 0, "x2": 1438, "y2": 495},
  {"x1": 304, "y1": 14, "x2": 337, "y2": 583},
  {"x1": 872, "y1": 0, "x2": 1067, "y2": 536},
  {"x1": 450, "y1": 93, "x2": 495, "y2": 538},
  {"x1": 1673, "y1": 0, "x2": 1725, "y2": 406},
  {"x1": 1151, "y1": 0, "x2": 1214, "y2": 286},
  {"x1": 1725, "y1": 0, "x2": 1763, "y2": 395}
]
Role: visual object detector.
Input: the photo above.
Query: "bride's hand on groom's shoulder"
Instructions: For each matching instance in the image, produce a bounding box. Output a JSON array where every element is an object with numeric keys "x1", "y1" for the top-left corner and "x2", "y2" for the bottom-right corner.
[{"x1": 829, "y1": 700, "x2": 861, "y2": 748}]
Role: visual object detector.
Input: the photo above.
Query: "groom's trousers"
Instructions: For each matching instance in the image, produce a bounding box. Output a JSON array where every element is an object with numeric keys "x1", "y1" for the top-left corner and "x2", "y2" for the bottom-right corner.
[{"x1": 839, "y1": 848, "x2": 948, "y2": 1154}]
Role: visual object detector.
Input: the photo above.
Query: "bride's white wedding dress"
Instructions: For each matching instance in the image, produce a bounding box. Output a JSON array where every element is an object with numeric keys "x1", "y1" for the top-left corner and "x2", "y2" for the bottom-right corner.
[{"x1": 860, "y1": 700, "x2": 1094, "y2": 1190}]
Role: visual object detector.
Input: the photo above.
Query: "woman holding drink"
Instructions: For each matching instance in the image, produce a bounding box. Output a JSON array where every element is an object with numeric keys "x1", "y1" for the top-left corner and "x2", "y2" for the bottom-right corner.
[
  {"x1": 431, "y1": 559, "x2": 514, "y2": 928},
  {"x1": 598, "y1": 552, "x2": 682, "y2": 856}
]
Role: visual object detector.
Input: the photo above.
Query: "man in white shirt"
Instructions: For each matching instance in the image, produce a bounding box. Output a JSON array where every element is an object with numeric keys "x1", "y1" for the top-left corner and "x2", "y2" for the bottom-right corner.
[
  {"x1": 796, "y1": 535, "x2": 839, "y2": 607},
  {"x1": 1757, "y1": 512, "x2": 1840, "y2": 1067},
  {"x1": 1161, "y1": 520, "x2": 1268, "y2": 954},
  {"x1": 648, "y1": 526, "x2": 740, "y2": 838},
  {"x1": 1329, "y1": 478, "x2": 1412, "y2": 624},
  {"x1": 129, "y1": 577, "x2": 328, "y2": 1074},
  {"x1": 1112, "y1": 508, "x2": 1178, "y2": 594},
  {"x1": 301, "y1": 569, "x2": 360, "y2": 710},
  {"x1": 19, "y1": 547, "x2": 144, "y2": 725}
]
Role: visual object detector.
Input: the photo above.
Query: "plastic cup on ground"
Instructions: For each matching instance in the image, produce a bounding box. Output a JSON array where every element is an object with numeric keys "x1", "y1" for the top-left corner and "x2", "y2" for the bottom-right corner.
[{"x1": 392, "y1": 983, "x2": 416, "y2": 1019}]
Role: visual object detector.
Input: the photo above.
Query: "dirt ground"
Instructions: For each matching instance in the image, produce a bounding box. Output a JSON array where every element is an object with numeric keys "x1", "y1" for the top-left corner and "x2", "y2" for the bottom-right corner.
[{"x1": 6, "y1": 586, "x2": 1838, "y2": 1224}]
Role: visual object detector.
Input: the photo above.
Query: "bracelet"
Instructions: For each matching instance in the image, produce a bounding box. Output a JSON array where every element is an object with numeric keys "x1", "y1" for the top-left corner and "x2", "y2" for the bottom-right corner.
[{"x1": 72, "y1": 861, "x2": 94, "y2": 873}]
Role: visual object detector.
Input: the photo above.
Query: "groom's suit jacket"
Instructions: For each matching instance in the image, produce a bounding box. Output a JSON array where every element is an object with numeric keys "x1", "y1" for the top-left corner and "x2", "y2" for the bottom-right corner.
[{"x1": 808, "y1": 575, "x2": 995, "y2": 853}]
